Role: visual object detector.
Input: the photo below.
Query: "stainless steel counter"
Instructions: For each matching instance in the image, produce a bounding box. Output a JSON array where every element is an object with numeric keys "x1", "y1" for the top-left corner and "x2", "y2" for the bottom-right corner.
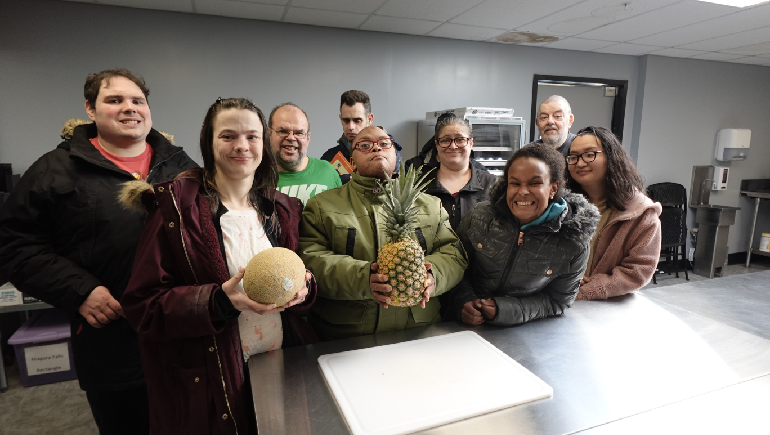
[{"x1": 249, "y1": 277, "x2": 770, "y2": 434}]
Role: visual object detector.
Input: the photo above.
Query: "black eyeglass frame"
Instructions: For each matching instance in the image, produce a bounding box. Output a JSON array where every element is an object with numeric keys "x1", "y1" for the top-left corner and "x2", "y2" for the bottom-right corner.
[
  {"x1": 270, "y1": 127, "x2": 309, "y2": 140},
  {"x1": 566, "y1": 150, "x2": 603, "y2": 165}
]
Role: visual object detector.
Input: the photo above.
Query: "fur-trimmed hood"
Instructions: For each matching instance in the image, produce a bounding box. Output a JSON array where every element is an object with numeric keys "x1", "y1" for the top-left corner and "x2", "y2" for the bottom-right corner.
[
  {"x1": 119, "y1": 179, "x2": 155, "y2": 213},
  {"x1": 487, "y1": 176, "x2": 599, "y2": 245},
  {"x1": 60, "y1": 118, "x2": 175, "y2": 144}
]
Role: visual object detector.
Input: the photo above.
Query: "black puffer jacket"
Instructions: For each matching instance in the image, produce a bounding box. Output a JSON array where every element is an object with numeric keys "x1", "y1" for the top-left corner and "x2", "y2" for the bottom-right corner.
[
  {"x1": 0, "y1": 121, "x2": 197, "y2": 390},
  {"x1": 446, "y1": 178, "x2": 599, "y2": 326}
]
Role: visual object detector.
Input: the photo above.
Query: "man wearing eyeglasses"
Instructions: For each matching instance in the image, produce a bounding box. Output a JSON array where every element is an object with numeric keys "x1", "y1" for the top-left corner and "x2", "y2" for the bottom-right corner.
[
  {"x1": 320, "y1": 90, "x2": 403, "y2": 184},
  {"x1": 268, "y1": 103, "x2": 341, "y2": 205},
  {"x1": 529, "y1": 95, "x2": 576, "y2": 156},
  {"x1": 299, "y1": 126, "x2": 467, "y2": 340}
]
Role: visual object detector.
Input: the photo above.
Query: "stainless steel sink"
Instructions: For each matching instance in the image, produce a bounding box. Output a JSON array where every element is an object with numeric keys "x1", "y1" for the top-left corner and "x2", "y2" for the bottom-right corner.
[{"x1": 694, "y1": 205, "x2": 739, "y2": 226}]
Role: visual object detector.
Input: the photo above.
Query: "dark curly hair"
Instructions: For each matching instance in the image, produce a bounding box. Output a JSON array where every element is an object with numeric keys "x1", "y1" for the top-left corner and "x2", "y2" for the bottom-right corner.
[
  {"x1": 198, "y1": 97, "x2": 278, "y2": 219},
  {"x1": 501, "y1": 142, "x2": 566, "y2": 200},
  {"x1": 566, "y1": 126, "x2": 644, "y2": 211}
]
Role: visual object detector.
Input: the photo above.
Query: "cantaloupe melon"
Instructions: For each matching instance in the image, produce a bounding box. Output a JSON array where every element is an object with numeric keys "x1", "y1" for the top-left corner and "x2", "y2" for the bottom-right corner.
[{"x1": 243, "y1": 247, "x2": 306, "y2": 306}]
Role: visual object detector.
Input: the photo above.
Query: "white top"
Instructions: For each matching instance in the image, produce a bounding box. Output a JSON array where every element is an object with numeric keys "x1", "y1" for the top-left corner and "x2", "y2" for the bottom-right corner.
[{"x1": 220, "y1": 209, "x2": 282, "y2": 361}]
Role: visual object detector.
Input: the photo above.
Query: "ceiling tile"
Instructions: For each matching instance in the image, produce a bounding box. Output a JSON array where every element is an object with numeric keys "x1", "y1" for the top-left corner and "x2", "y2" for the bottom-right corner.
[
  {"x1": 376, "y1": 0, "x2": 484, "y2": 22},
  {"x1": 578, "y1": 1, "x2": 735, "y2": 43},
  {"x1": 593, "y1": 43, "x2": 663, "y2": 56},
  {"x1": 690, "y1": 52, "x2": 746, "y2": 61},
  {"x1": 726, "y1": 56, "x2": 770, "y2": 65},
  {"x1": 194, "y1": 0, "x2": 284, "y2": 20},
  {"x1": 284, "y1": 7, "x2": 367, "y2": 29},
  {"x1": 289, "y1": 0, "x2": 386, "y2": 15},
  {"x1": 678, "y1": 26, "x2": 770, "y2": 51},
  {"x1": 631, "y1": 4, "x2": 770, "y2": 47},
  {"x1": 647, "y1": 48, "x2": 707, "y2": 58},
  {"x1": 519, "y1": 0, "x2": 673, "y2": 36},
  {"x1": 428, "y1": 23, "x2": 507, "y2": 41},
  {"x1": 360, "y1": 15, "x2": 440, "y2": 35},
  {"x1": 543, "y1": 37, "x2": 618, "y2": 51},
  {"x1": 95, "y1": 0, "x2": 194, "y2": 12},
  {"x1": 721, "y1": 40, "x2": 770, "y2": 55},
  {"x1": 450, "y1": 0, "x2": 585, "y2": 30}
]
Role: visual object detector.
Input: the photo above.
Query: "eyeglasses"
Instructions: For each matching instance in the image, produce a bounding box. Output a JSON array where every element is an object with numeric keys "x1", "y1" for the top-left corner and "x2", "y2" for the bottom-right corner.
[
  {"x1": 270, "y1": 127, "x2": 309, "y2": 140},
  {"x1": 436, "y1": 137, "x2": 471, "y2": 148},
  {"x1": 353, "y1": 139, "x2": 394, "y2": 153},
  {"x1": 566, "y1": 151, "x2": 603, "y2": 165}
]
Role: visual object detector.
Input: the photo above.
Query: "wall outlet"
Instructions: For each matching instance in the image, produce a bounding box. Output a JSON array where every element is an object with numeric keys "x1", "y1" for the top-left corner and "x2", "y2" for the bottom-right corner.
[{"x1": 688, "y1": 248, "x2": 695, "y2": 262}]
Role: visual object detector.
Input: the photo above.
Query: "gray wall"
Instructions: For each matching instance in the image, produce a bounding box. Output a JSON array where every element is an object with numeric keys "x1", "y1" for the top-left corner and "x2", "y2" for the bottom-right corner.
[
  {"x1": 0, "y1": 0, "x2": 638, "y2": 170},
  {"x1": 1, "y1": 0, "x2": 769, "y2": 255},
  {"x1": 635, "y1": 55, "x2": 770, "y2": 253}
]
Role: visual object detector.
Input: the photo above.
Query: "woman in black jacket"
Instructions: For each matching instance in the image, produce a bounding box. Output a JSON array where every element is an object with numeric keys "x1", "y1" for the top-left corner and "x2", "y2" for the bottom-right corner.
[
  {"x1": 408, "y1": 113, "x2": 497, "y2": 230},
  {"x1": 447, "y1": 143, "x2": 599, "y2": 326}
]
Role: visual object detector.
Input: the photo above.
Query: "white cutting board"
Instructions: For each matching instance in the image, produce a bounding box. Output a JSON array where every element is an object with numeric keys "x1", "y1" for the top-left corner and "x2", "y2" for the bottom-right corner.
[{"x1": 318, "y1": 331, "x2": 552, "y2": 435}]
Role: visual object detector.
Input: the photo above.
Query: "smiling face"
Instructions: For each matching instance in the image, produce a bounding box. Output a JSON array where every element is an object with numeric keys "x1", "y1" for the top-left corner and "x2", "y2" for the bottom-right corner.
[
  {"x1": 85, "y1": 75, "x2": 152, "y2": 150},
  {"x1": 568, "y1": 134, "x2": 607, "y2": 190},
  {"x1": 269, "y1": 105, "x2": 310, "y2": 172},
  {"x1": 340, "y1": 102, "x2": 373, "y2": 144},
  {"x1": 350, "y1": 126, "x2": 397, "y2": 180},
  {"x1": 435, "y1": 123, "x2": 473, "y2": 171},
  {"x1": 506, "y1": 157, "x2": 558, "y2": 225},
  {"x1": 536, "y1": 100, "x2": 574, "y2": 147},
  {"x1": 212, "y1": 108, "x2": 263, "y2": 183}
]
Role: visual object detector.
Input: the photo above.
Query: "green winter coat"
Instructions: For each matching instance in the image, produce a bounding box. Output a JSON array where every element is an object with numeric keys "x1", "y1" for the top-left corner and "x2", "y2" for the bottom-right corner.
[{"x1": 299, "y1": 173, "x2": 468, "y2": 340}]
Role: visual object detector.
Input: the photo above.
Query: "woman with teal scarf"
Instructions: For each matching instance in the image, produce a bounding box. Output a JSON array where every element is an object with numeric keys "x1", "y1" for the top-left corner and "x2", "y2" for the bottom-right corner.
[{"x1": 446, "y1": 143, "x2": 599, "y2": 326}]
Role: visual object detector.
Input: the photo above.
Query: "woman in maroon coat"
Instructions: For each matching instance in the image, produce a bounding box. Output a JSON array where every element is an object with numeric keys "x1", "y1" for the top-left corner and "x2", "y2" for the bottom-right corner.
[{"x1": 121, "y1": 98, "x2": 316, "y2": 435}]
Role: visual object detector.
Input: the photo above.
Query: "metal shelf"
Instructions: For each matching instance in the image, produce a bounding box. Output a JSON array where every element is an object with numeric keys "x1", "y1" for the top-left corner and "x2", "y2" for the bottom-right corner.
[
  {"x1": 477, "y1": 161, "x2": 506, "y2": 166},
  {"x1": 750, "y1": 249, "x2": 770, "y2": 258}
]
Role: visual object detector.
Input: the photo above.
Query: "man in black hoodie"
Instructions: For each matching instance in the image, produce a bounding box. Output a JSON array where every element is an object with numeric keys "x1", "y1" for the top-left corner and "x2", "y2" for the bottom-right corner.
[{"x1": 320, "y1": 89, "x2": 402, "y2": 183}]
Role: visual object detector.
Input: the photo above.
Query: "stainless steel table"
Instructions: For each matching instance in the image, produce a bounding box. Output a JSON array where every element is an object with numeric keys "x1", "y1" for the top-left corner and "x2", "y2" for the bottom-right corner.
[{"x1": 249, "y1": 281, "x2": 770, "y2": 434}]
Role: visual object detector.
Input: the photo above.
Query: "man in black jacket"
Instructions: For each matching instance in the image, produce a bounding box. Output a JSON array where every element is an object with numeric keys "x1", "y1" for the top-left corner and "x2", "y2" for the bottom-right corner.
[
  {"x1": 320, "y1": 89, "x2": 402, "y2": 184},
  {"x1": 0, "y1": 69, "x2": 197, "y2": 435}
]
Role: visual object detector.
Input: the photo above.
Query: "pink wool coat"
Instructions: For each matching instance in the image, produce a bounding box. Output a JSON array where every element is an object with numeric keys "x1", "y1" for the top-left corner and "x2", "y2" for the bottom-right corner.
[{"x1": 576, "y1": 191, "x2": 662, "y2": 300}]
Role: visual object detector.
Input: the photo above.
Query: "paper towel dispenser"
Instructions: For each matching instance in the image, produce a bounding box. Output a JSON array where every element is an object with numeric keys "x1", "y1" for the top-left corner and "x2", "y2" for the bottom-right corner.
[{"x1": 715, "y1": 129, "x2": 750, "y2": 161}]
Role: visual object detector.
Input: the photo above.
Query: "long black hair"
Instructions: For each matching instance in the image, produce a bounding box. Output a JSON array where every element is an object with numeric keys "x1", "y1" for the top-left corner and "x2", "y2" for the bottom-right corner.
[
  {"x1": 198, "y1": 97, "x2": 278, "y2": 217},
  {"x1": 566, "y1": 126, "x2": 644, "y2": 211}
]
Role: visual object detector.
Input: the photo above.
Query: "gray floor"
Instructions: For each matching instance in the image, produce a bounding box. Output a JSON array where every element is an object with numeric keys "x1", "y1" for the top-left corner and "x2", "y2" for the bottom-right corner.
[{"x1": 1, "y1": 262, "x2": 768, "y2": 435}]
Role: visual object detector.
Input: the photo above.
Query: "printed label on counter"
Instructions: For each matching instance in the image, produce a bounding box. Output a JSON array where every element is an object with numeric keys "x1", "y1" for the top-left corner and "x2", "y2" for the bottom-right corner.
[{"x1": 25, "y1": 342, "x2": 71, "y2": 376}]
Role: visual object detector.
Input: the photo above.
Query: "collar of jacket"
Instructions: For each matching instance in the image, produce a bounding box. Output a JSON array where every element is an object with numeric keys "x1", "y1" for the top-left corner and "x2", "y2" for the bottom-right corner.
[
  {"x1": 608, "y1": 189, "x2": 663, "y2": 223},
  {"x1": 424, "y1": 163, "x2": 488, "y2": 195},
  {"x1": 60, "y1": 122, "x2": 184, "y2": 171},
  {"x1": 493, "y1": 190, "x2": 599, "y2": 245},
  {"x1": 349, "y1": 172, "x2": 390, "y2": 200}
]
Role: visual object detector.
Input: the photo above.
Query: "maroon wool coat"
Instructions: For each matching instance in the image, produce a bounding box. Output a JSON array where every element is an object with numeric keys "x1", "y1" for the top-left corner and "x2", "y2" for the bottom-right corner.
[{"x1": 121, "y1": 172, "x2": 314, "y2": 435}]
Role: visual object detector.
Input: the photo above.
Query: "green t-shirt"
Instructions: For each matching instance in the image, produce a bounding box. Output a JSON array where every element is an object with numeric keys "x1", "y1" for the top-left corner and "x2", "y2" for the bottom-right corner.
[{"x1": 277, "y1": 157, "x2": 342, "y2": 205}]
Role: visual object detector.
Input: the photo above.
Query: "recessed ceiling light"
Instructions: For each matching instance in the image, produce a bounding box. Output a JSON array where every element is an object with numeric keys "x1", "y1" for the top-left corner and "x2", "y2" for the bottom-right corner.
[{"x1": 696, "y1": 0, "x2": 769, "y2": 7}]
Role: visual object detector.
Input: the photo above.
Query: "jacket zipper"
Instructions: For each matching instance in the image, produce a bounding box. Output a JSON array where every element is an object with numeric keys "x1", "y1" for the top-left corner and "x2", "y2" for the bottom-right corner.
[
  {"x1": 495, "y1": 229, "x2": 523, "y2": 294},
  {"x1": 169, "y1": 186, "x2": 239, "y2": 435}
]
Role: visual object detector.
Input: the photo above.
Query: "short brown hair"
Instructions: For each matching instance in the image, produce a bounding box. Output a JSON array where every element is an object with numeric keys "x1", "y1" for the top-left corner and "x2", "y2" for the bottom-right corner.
[
  {"x1": 84, "y1": 68, "x2": 150, "y2": 109},
  {"x1": 340, "y1": 90, "x2": 371, "y2": 114}
]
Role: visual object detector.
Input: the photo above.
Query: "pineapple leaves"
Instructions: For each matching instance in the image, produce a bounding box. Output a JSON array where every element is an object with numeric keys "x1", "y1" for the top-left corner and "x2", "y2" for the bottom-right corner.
[{"x1": 376, "y1": 162, "x2": 434, "y2": 243}]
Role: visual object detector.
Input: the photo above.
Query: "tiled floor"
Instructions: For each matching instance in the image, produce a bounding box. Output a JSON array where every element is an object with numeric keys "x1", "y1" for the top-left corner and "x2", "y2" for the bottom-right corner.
[{"x1": 2, "y1": 261, "x2": 768, "y2": 434}]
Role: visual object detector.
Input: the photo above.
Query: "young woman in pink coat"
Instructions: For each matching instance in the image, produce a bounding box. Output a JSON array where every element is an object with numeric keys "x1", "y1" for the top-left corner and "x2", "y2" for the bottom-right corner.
[{"x1": 566, "y1": 126, "x2": 662, "y2": 300}]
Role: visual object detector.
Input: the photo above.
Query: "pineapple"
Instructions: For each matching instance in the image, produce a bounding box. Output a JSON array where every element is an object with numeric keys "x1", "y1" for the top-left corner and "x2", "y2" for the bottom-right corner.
[{"x1": 376, "y1": 162, "x2": 433, "y2": 307}]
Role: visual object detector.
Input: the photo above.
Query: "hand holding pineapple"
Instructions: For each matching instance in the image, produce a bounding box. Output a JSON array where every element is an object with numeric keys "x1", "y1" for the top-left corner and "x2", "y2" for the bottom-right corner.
[{"x1": 370, "y1": 262, "x2": 435, "y2": 309}]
